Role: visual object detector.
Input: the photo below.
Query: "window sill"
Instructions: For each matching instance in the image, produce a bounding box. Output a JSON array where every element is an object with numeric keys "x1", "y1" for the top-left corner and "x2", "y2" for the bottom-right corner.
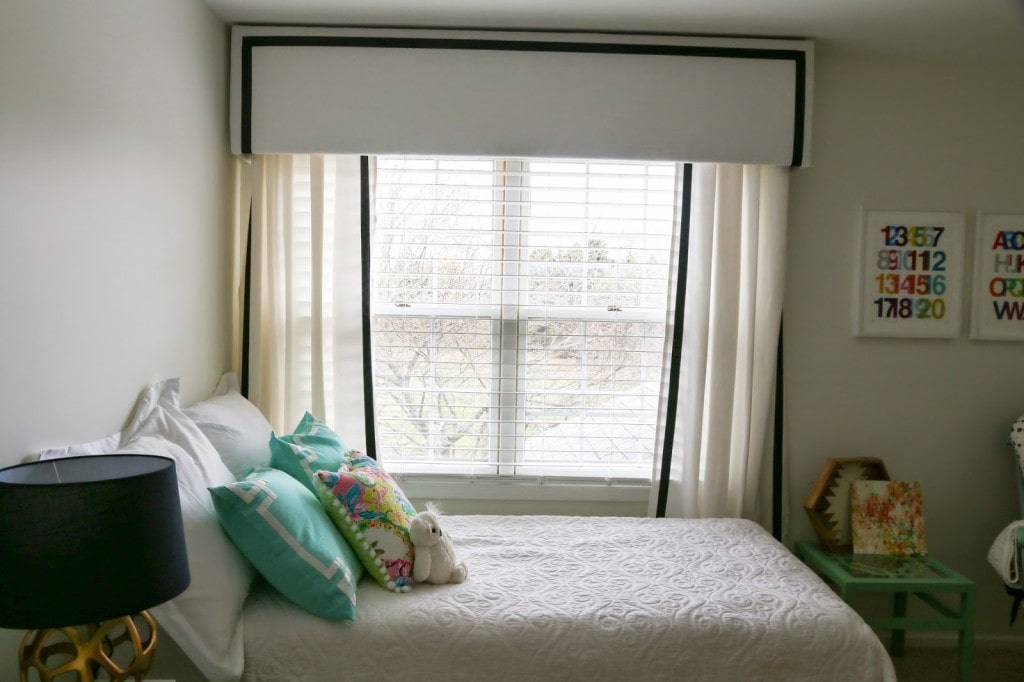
[{"x1": 394, "y1": 474, "x2": 651, "y2": 503}]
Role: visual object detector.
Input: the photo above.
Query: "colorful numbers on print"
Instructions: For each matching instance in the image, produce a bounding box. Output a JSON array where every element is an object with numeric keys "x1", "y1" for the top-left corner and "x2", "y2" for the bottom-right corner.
[{"x1": 872, "y1": 225, "x2": 947, "y2": 320}]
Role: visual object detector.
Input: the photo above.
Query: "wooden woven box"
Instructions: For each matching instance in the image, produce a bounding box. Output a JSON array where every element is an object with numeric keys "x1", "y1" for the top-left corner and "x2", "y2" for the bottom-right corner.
[{"x1": 804, "y1": 457, "x2": 890, "y2": 552}]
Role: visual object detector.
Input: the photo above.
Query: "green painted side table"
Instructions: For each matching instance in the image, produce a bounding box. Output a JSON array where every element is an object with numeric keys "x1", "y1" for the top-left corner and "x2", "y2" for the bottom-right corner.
[{"x1": 795, "y1": 541, "x2": 976, "y2": 682}]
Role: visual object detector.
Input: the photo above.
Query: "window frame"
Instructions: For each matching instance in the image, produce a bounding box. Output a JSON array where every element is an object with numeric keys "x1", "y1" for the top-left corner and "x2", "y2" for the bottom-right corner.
[{"x1": 364, "y1": 156, "x2": 688, "y2": 492}]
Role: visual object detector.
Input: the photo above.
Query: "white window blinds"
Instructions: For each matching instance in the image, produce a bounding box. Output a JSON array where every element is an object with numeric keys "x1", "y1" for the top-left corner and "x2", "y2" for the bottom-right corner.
[{"x1": 369, "y1": 157, "x2": 679, "y2": 479}]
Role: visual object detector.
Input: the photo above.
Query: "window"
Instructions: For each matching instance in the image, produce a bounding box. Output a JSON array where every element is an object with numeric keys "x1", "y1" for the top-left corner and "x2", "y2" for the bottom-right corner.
[{"x1": 369, "y1": 157, "x2": 679, "y2": 481}]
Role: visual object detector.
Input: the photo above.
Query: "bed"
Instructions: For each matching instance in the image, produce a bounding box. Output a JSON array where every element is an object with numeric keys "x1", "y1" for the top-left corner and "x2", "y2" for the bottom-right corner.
[
  {"x1": 240, "y1": 515, "x2": 896, "y2": 681},
  {"x1": 37, "y1": 375, "x2": 896, "y2": 682}
]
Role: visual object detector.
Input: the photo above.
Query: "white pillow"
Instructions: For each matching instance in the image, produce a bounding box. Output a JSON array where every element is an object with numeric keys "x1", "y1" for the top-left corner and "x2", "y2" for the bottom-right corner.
[
  {"x1": 183, "y1": 372, "x2": 273, "y2": 477},
  {"x1": 38, "y1": 431, "x2": 121, "y2": 459},
  {"x1": 105, "y1": 379, "x2": 253, "y2": 682}
]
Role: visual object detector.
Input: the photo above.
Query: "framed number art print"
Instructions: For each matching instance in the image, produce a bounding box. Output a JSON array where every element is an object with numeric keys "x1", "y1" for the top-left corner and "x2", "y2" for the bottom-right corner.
[
  {"x1": 969, "y1": 212, "x2": 1024, "y2": 341},
  {"x1": 855, "y1": 209, "x2": 965, "y2": 338}
]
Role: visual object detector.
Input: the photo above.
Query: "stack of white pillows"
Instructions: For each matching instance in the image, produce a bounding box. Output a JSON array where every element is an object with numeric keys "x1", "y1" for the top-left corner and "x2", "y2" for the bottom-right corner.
[{"x1": 39, "y1": 374, "x2": 278, "y2": 682}]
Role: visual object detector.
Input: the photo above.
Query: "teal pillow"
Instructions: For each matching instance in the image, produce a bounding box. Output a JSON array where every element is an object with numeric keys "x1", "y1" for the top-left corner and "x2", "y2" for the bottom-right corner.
[
  {"x1": 210, "y1": 467, "x2": 362, "y2": 621},
  {"x1": 268, "y1": 412, "x2": 348, "y2": 494}
]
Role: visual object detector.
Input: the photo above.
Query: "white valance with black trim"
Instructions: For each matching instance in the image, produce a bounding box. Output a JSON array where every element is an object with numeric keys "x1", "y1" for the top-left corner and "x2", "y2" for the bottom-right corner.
[{"x1": 230, "y1": 27, "x2": 814, "y2": 167}]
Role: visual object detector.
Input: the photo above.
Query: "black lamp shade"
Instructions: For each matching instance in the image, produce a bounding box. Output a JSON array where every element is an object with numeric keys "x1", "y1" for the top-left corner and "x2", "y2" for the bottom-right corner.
[{"x1": 0, "y1": 454, "x2": 190, "y2": 628}]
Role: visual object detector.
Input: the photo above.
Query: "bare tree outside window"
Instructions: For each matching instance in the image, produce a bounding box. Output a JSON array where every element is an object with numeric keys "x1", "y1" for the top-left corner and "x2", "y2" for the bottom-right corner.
[{"x1": 370, "y1": 157, "x2": 676, "y2": 479}]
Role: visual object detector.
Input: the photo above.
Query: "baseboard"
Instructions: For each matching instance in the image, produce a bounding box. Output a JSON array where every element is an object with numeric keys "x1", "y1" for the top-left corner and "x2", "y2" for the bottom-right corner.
[{"x1": 898, "y1": 631, "x2": 1024, "y2": 647}]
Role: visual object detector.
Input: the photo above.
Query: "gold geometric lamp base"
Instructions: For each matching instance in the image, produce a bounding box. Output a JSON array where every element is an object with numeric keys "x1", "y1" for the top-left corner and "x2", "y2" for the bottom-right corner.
[{"x1": 19, "y1": 612, "x2": 157, "y2": 682}]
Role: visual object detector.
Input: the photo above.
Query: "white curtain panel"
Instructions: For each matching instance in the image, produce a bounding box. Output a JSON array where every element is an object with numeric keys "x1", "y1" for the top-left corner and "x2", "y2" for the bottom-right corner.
[
  {"x1": 247, "y1": 153, "x2": 297, "y2": 431},
  {"x1": 242, "y1": 154, "x2": 366, "y2": 443},
  {"x1": 652, "y1": 164, "x2": 790, "y2": 526}
]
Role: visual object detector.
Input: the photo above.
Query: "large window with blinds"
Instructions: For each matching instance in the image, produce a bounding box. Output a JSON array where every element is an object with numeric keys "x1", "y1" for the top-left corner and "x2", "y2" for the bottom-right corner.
[{"x1": 369, "y1": 157, "x2": 679, "y2": 480}]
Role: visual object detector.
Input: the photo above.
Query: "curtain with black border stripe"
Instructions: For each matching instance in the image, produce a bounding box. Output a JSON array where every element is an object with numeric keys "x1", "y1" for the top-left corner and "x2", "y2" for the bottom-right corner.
[
  {"x1": 652, "y1": 164, "x2": 692, "y2": 516},
  {"x1": 651, "y1": 164, "x2": 789, "y2": 531},
  {"x1": 240, "y1": 154, "x2": 369, "y2": 446},
  {"x1": 231, "y1": 156, "x2": 252, "y2": 385}
]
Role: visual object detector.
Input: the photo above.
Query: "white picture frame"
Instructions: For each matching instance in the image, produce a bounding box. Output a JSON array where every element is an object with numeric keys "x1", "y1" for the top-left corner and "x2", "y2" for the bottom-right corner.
[
  {"x1": 969, "y1": 212, "x2": 1024, "y2": 340},
  {"x1": 855, "y1": 209, "x2": 965, "y2": 338}
]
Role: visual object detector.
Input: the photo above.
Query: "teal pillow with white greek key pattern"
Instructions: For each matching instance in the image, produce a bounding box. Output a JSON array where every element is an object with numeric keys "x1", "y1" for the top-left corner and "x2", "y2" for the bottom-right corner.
[
  {"x1": 268, "y1": 412, "x2": 349, "y2": 494},
  {"x1": 210, "y1": 466, "x2": 362, "y2": 621}
]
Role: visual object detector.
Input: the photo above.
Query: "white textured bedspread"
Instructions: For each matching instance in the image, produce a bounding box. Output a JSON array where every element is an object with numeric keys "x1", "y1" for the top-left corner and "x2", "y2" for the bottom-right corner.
[{"x1": 242, "y1": 516, "x2": 895, "y2": 681}]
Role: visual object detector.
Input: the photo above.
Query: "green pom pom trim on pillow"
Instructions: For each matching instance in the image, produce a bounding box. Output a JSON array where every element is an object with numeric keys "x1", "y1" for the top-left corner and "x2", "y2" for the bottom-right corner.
[
  {"x1": 268, "y1": 412, "x2": 348, "y2": 494},
  {"x1": 316, "y1": 456, "x2": 416, "y2": 593}
]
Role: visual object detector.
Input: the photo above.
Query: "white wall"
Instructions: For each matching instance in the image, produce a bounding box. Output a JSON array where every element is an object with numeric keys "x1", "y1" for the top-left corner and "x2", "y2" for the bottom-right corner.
[
  {"x1": 0, "y1": 0, "x2": 232, "y2": 459},
  {"x1": 0, "y1": 1, "x2": 229, "y2": 678},
  {"x1": 785, "y1": 49, "x2": 1024, "y2": 639}
]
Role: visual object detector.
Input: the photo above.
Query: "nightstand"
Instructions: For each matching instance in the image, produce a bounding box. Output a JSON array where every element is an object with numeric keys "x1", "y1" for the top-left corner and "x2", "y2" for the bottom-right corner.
[{"x1": 795, "y1": 540, "x2": 976, "y2": 682}]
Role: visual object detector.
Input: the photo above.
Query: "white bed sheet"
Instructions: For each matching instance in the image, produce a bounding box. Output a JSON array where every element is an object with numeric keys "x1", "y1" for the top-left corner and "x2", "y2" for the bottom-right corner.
[{"x1": 241, "y1": 516, "x2": 896, "y2": 681}]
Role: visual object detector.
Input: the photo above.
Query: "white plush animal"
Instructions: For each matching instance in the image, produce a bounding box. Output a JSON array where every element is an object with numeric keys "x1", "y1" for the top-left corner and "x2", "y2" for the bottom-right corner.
[{"x1": 409, "y1": 510, "x2": 468, "y2": 585}]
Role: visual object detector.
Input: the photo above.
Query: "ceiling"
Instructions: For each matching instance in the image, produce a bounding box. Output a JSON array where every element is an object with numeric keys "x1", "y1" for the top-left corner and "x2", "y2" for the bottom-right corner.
[{"x1": 202, "y1": 0, "x2": 1024, "y2": 62}]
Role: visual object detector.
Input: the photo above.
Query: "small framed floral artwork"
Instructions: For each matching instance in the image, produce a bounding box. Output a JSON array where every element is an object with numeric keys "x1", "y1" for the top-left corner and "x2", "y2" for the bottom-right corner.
[{"x1": 850, "y1": 480, "x2": 927, "y2": 556}]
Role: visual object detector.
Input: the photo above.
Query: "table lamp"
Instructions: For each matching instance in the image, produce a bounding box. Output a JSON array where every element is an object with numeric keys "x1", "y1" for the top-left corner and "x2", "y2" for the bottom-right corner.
[{"x1": 0, "y1": 454, "x2": 190, "y2": 681}]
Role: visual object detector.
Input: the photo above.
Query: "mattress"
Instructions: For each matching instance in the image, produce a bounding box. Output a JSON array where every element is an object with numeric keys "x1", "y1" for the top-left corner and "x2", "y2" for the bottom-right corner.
[{"x1": 241, "y1": 516, "x2": 896, "y2": 681}]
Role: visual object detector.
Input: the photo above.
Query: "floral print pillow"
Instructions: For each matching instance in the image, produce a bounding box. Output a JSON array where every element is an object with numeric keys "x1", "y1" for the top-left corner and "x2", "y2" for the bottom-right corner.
[{"x1": 316, "y1": 455, "x2": 417, "y2": 592}]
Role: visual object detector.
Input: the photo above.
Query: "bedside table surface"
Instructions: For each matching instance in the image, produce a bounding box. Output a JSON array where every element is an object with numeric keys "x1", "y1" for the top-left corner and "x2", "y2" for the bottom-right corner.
[{"x1": 795, "y1": 540, "x2": 973, "y2": 590}]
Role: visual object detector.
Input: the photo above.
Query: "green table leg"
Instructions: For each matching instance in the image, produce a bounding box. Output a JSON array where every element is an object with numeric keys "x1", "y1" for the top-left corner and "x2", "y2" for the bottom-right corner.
[
  {"x1": 891, "y1": 592, "x2": 907, "y2": 656},
  {"x1": 957, "y1": 588, "x2": 976, "y2": 682}
]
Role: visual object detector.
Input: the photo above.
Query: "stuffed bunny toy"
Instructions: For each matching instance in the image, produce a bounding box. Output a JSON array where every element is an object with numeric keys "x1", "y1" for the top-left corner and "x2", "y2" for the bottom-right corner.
[{"x1": 409, "y1": 509, "x2": 468, "y2": 585}]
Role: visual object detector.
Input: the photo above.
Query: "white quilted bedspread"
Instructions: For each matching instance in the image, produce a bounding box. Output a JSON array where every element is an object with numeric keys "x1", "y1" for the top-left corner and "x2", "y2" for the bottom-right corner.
[{"x1": 241, "y1": 516, "x2": 895, "y2": 681}]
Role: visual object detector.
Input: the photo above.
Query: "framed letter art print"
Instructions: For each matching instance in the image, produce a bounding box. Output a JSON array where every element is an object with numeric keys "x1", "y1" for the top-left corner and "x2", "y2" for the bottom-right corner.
[
  {"x1": 855, "y1": 209, "x2": 965, "y2": 338},
  {"x1": 970, "y1": 213, "x2": 1024, "y2": 341}
]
